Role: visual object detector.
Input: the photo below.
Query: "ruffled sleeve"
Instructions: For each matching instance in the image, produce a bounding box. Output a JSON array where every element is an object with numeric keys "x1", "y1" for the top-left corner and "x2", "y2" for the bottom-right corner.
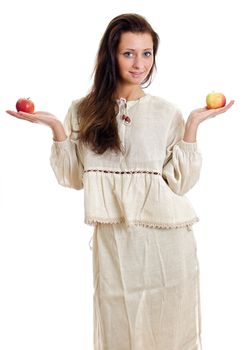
[
  {"x1": 162, "y1": 109, "x2": 202, "y2": 196},
  {"x1": 49, "y1": 100, "x2": 84, "y2": 190}
]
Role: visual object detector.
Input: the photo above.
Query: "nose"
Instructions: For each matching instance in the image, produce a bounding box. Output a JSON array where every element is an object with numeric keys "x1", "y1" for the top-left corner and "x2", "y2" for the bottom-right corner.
[{"x1": 132, "y1": 55, "x2": 144, "y2": 70}]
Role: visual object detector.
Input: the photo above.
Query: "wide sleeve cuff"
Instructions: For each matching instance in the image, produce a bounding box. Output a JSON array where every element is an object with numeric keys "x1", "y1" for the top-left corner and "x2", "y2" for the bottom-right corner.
[
  {"x1": 52, "y1": 137, "x2": 74, "y2": 151},
  {"x1": 175, "y1": 139, "x2": 200, "y2": 152}
]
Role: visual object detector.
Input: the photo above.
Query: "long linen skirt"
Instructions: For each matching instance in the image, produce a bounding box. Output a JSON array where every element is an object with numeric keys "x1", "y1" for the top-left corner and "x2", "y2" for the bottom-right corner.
[{"x1": 90, "y1": 222, "x2": 203, "y2": 350}]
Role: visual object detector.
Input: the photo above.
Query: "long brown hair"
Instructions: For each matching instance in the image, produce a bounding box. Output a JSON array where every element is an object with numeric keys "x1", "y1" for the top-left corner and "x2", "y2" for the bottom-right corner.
[{"x1": 76, "y1": 13, "x2": 159, "y2": 155}]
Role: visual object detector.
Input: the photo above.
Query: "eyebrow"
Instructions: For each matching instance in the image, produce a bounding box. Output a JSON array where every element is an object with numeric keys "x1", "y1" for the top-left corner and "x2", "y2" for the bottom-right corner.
[{"x1": 122, "y1": 48, "x2": 153, "y2": 51}]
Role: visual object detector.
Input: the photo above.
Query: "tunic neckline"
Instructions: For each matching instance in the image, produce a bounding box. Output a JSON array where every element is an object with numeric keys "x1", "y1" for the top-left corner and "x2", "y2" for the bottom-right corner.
[{"x1": 116, "y1": 93, "x2": 150, "y2": 107}]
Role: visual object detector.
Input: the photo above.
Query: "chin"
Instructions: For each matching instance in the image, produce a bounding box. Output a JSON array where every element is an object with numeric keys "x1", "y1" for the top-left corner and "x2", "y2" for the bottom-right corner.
[{"x1": 129, "y1": 75, "x2": 147, "y2": 84}]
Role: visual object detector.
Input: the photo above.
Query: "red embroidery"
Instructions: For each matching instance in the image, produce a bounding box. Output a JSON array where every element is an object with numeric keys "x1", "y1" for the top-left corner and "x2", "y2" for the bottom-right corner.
[{"x1": 83, "y1": 169, "x2": 161, "y2": 175}]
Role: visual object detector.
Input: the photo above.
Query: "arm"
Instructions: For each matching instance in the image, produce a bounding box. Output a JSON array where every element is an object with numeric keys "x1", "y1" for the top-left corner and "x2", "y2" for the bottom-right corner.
[
  {"x1": 183, "y1": 116, "x2": 199, "y2": 143},
  {"x1": 6, "y1": 102, "x2": 84, "y2": 190},
  {"x1": 51, "y1": 120, "x2": 67, "y2": 142},
  {"x1": 50, "y1": 101, "x2": 84, "y2": 190},
  {"x1": 162, "y1": 110, "x2": 202, "y2": 196},
  {"x1": 162, "y1": 99, "x2": 235, "y2": 195},
  {"x1": 183, "y1": 99, "x2": 235, "y2": 142}
]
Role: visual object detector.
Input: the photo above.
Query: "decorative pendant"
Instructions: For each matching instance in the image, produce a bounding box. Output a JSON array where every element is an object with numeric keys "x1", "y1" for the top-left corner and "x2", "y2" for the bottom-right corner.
[
  {"x1": 119, "y1": 98, "x2": 132, "y2": 125},
  {"x1": 121, "y1": 114, "x2": 131, "y2": 125}
]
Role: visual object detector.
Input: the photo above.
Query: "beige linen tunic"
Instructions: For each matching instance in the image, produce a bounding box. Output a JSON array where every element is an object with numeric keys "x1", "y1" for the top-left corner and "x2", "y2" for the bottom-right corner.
[
  {"x1": 50, "y1": 94, "x2": 202, "y2": 230},
  {"x1": 50, "y1": 94, "x2": 203, "y2": 349}
]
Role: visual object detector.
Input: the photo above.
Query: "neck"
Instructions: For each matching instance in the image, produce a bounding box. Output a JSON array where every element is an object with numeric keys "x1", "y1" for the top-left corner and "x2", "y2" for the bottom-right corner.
[{"x1": 115, "y1": 84, "x2": 145, "y2": 101}]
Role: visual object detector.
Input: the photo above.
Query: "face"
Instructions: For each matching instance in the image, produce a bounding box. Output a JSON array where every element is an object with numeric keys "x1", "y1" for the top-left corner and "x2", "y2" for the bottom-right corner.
[{"x1": 116, "y1": 31, "x2": 154, "y2": 86}]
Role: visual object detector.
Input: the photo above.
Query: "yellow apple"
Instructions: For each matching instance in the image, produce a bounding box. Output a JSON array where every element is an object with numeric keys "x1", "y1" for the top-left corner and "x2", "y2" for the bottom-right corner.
[{"x1": 206, "y1": 92, "x2": 226, "y2": 109}]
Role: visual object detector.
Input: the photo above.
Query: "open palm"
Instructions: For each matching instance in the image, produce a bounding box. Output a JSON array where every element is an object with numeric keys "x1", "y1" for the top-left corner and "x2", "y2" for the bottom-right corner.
[
  {"x1": 5, "y1": 110, "x2": 59, "y2": 128},
  {"x1": 189, "y1": 100, "x2": 235, "y2": 124}
]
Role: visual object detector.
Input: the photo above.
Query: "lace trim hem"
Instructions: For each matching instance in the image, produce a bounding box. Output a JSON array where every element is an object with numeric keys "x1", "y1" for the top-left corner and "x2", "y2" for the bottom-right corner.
[
  {"x1": 85, "y1": 216, "x2": 199, "y2": 229},
  {"x1": 87, "y1": 217, "x2": 199, "y2": 250}
]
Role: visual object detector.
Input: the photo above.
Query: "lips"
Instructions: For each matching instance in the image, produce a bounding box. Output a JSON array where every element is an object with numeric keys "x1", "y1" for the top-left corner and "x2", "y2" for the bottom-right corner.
[{"x1": 130, "y1": 71, "x2": 144, "y2": 77}]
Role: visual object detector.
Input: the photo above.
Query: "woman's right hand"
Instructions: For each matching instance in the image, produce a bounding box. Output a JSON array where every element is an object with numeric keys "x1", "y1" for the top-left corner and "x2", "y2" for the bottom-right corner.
[
  {"x1": 5, "y1": 110, "x2": 60, "y2": 129},
  {"x1": 6, "y1": 110, "x2": 67, "y2": 141}
]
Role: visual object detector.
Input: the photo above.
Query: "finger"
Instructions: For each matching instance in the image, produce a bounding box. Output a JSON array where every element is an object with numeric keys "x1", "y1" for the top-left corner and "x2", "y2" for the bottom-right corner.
[
  {"x1": 218, "y1": 100, "x2": 234, "y2": 110},
  {"x1": 5, "y1": 110, "x2": 35, "y2": 122},
  {"x1": 207, "y1": 100, "x2": 235, "y2": 115},
  {"x1": 207, "y1": 101, "x2": 235, "y2": 118},
  {"x1": 226, "y1": 100, "x2": 235, "y2": 108},
  {"x1": 6, "y1": 110, "x2": 34, "y2": 117},
  {"x1": 6, "y1": 110, "x2": 22, "y2": 117},
  {"x1": 218, "y1": 100, "x2": 235, "y2": 112}
]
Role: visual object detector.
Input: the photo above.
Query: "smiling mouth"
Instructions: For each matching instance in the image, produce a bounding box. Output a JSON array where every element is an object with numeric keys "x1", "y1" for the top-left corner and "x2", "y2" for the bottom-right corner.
[{"x1": 130, "y1": 72, "x2": 144, "y2": 76}]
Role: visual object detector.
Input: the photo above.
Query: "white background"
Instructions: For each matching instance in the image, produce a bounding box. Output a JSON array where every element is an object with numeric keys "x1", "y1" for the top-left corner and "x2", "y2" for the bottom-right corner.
[{"x1": 0, "y1": 0, "x2": 248, "y2": 349}]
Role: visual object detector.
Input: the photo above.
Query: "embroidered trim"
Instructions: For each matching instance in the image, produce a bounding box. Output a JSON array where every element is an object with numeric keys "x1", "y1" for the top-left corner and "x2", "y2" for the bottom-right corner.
[
  {"x1": 85, "y1": 216, "x2": 199, "y2": 229},
  {"x1": 83, "y1": 169, "x2": 162, "y2": 175},
  {"x1": 86, "y1": 217, "x2": 125, "y2": 225}
]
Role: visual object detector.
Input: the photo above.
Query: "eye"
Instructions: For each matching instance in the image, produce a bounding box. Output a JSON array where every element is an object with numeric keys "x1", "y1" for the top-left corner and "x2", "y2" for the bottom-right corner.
[
  {"x1": 144, "y1": 51, "x2": 153, "y2": 57},
  {"x1": 123, "y1": 52, "x2": 133, "y2": 58}
]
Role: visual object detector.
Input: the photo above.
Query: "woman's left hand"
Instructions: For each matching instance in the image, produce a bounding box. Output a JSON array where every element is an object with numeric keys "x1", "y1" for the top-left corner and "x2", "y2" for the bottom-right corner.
[{"x1": 189, "y1": 100, "x2": 235, "y2": 125}]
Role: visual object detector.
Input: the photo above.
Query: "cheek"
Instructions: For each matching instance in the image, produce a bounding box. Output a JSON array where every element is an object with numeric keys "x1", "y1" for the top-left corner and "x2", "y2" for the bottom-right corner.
[
  {"x1": 117, "y1": 58, "x2": 129, "y2": 73},
  {"x1": 120, "y1": 58, "x2": 131, "y2": 70},
  {"x1": 148, "y1": 59, "x2": 154, "y2": 71},
  {"x1": 145, "y1": 59, "x2": 154, "y2": 71}
]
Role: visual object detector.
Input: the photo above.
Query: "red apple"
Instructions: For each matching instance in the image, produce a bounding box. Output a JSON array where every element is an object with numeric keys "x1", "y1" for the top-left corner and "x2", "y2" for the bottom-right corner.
[
  {"x1": 206, "y1": 92, "x2": 226, "y2": 109},
  {"x1": 16, "y1": 97, "x2": 35, "y2": 113}
]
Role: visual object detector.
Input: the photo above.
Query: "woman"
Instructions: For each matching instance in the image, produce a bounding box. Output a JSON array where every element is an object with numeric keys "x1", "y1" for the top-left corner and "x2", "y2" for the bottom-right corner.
[{"x1": 6, "y1": 13, "x2": 234, "y2": 350}]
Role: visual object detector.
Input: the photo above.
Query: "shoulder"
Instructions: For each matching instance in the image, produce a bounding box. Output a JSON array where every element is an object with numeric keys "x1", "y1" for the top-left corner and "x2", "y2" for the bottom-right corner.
[
  {"x1": 147, "y1": 94, "x2": 180, "y2": 110},
  {"x1": 70, "y1": 96, "x2": 85, "y2": 110},
  {"x1": 63, "y1": 97, "x2": 85, "y2": 130},
  {"x1": 146, "y1": 94, "x2": 183, "y2": 120},
  {"x1": 66, "y1": 96, "x2": 86, "y2": 120}
]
